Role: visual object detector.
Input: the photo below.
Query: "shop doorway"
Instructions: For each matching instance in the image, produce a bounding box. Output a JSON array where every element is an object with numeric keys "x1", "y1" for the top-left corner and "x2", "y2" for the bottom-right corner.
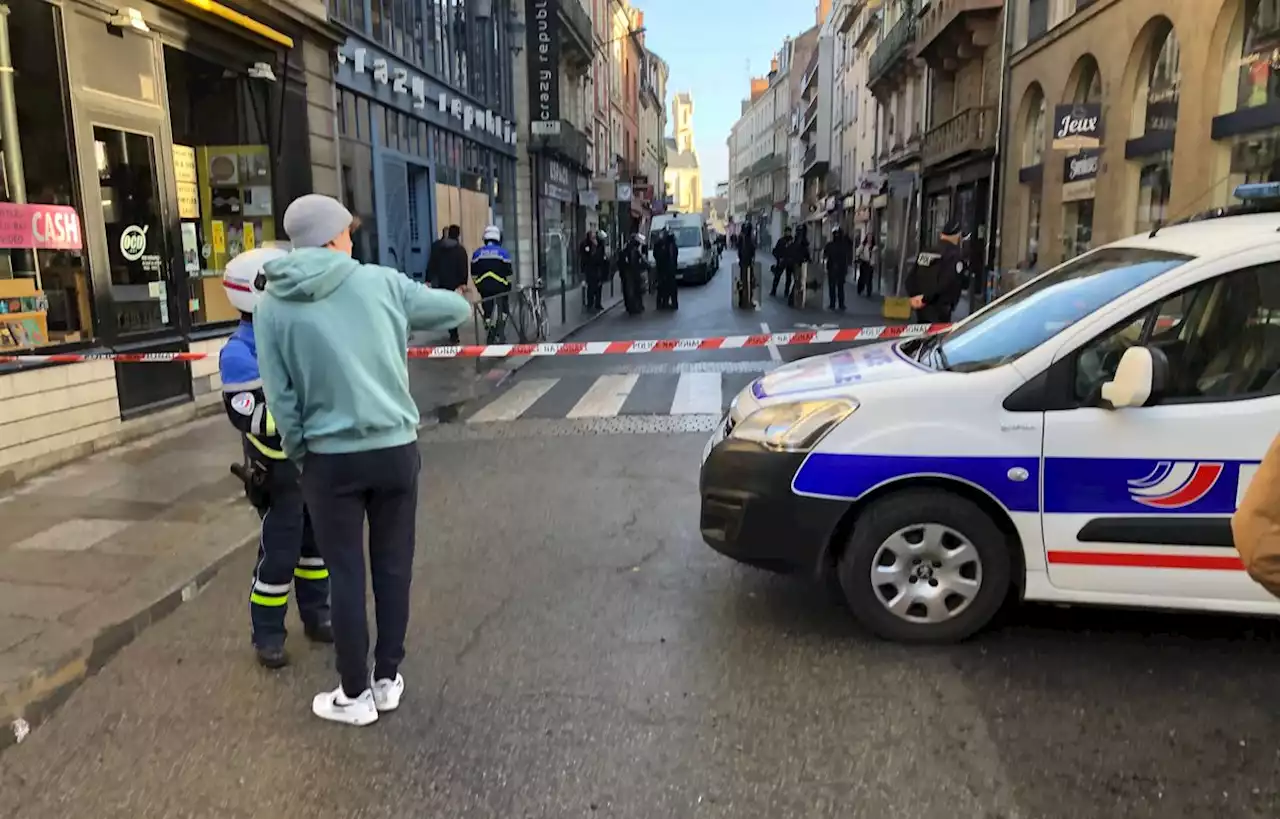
[
  {"x1": 79, "y1": 109, "x2": 190, "y2": 414},
  {"x1": 377, "y1": 152, "x2": 435, "y2": 280}
]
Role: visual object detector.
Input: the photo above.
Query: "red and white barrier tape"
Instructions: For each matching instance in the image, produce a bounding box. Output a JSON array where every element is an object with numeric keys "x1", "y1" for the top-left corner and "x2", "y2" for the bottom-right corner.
[{"x1": 0, "y1": 323, "x2": 951, "y2": 365}]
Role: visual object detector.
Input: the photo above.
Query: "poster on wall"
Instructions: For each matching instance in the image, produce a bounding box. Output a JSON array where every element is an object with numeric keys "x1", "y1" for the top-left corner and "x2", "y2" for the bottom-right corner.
[
  {"x1": 525, "y1": 0, "x2": 562, "y2": 127},
  {"x1": 0, "y1": 203, "x2": 82, "y2": 250},
  {"x1": 1052, "y1": 103, "x2": 1103, "y2": 152}
]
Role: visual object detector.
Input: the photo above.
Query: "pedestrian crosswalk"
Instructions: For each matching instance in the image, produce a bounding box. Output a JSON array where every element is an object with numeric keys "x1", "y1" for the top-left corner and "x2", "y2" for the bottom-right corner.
[{"x1": 465, "y1": 371, "x2": 759, "y2": 423}]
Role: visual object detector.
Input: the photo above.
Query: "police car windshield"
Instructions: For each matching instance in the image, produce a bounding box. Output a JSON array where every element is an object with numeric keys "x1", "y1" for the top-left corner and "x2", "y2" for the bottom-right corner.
[{"x1": 924, "y1": 247, "x2": 1192, "y2": 372}]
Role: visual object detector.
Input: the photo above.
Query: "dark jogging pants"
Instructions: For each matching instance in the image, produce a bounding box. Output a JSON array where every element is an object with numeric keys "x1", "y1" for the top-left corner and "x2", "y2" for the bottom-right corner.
[{"x1": 301, "y1": 443, "x2": 421, "y2": 698}]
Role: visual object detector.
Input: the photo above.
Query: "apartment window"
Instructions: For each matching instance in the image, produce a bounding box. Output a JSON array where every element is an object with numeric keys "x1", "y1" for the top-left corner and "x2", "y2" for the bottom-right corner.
[
  {"x1": 1022, "y1": 85, "x2": 1047, "y2": 167},
  {"x1": 1028, "y1": 0, "x2": 1049, "y2": 42}
]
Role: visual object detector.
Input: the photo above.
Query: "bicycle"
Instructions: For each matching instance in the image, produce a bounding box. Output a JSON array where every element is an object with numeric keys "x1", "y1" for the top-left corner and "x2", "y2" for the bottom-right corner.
[{"x1": 507, "y1": 279, "x2": 549, "y2": 344}]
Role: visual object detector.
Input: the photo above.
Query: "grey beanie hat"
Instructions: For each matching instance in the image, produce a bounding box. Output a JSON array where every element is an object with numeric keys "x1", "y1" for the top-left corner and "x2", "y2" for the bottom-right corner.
[{"x1": 283, "y1": 194, "x2": 354, "y2": 248}]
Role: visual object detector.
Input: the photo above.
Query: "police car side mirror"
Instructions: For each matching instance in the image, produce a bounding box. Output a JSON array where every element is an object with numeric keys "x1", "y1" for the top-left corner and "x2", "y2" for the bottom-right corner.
[{"x1": 1098, "y1": 346, "x2": 1169, "y2": 410}]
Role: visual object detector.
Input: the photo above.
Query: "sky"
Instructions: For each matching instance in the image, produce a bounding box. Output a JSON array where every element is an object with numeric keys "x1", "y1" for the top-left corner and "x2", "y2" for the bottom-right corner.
[{"x1": 637, "y1": 0, "x2": 820, "y2": 190}]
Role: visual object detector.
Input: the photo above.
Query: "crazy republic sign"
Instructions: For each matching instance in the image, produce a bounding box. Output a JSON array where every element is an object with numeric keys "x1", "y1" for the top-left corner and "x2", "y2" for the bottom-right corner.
[
  {"x1": 526, "y1": 0, "x2": 561, "y2": 127},
  {"x1": 1051, "y1": 103, "x2": 1103, "y2": 152}
]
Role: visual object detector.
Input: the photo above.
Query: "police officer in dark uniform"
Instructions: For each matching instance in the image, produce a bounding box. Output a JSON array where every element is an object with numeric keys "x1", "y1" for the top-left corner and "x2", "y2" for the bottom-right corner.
[
  {"x1": 906, "y1": 216, "x2": 966, "y2": 323},
  {"x1": 471, "y1": 225, "x2": 514, "y2": 343},
  {"x1": 220, "y1": 247, "x2": 332, "y2": 670}
]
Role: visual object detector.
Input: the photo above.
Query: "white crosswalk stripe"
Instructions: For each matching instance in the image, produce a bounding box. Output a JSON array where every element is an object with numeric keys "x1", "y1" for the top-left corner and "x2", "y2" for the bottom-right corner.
[
  {"x1": 670, "y1": 372, "x2": 722, "y2": 415},
  {"x1": 468, "y1": 378, "x2": 559, "y2": 423},
  {"x1": 466, "y1": 371, "x2": 756, "y2": 424},
  {"x1": 567, "y1": 374, "x2": 639, "y2": 418}
]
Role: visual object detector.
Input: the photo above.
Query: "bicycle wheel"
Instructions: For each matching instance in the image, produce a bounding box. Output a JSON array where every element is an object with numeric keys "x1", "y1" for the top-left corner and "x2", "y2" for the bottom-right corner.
[
  {"x1": 513, "y1": 293, "x2": 535, "y2": 344},
  {"x1": 533, "y1": 296, "x2": 549, "y2": 342}
]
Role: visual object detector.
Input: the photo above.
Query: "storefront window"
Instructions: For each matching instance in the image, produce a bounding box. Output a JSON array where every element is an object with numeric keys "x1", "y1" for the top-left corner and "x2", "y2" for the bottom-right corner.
[
  {"x1": 1235, "y1": 0, "x2": 1280, "y2": 111},
  {"x1": 1142, "y1": 21, "x2": 1180, "y2": 134},
  {"x1": 1024, "y1": 187, "x2": 1041, "y2": 268},
  {"x1": 1062, "y1": 200, "x2": 1095, "y2": 259},
  {"x1": 1073, "y1": 58, "x2": 1103, "y2": 105},
  {"x1": 1225, "y1": 127, "x2": 1280, "y2": 190},
  {"x1": 0, "y1": 0, "x2": 91, "y2": 350},
  {"x1": 164, "y1": 45, "x2": 276, "y2": 325},
  {"x1": 1023, "y1": 89, "x2": 1046, "y2": 167},
  {"x1": 1135, "y1": 152, "x2": 1173, "y2": 234}
]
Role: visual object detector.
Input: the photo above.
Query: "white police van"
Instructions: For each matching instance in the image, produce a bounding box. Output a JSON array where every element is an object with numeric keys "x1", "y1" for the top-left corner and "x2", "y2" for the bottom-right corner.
[{"x1": 699, "y1": 184, "x2": 1280, "y2": 643}]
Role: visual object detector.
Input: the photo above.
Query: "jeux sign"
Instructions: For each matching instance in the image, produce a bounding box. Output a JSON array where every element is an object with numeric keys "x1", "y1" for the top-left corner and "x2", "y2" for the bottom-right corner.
[{"x1": 1052, "y1": 103, "x2": 1103, "y2": 152}]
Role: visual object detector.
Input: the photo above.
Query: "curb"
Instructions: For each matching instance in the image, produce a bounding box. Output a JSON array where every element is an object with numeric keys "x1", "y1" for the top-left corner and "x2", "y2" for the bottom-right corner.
[{"x1": 1, "y1": 530, "x2": 258, "y2": 754}]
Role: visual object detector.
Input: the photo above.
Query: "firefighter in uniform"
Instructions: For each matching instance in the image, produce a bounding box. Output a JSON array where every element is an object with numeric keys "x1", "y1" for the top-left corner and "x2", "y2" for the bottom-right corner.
[
  {"x1": 220, "y1": 247, "x2": 333, "y2": 669},
  {"x1": 905, "y1": 216, "x2": 967, "y2": 324},
  {"x1": 471, "y1": 225, "x2": 514, "y2": 344}
]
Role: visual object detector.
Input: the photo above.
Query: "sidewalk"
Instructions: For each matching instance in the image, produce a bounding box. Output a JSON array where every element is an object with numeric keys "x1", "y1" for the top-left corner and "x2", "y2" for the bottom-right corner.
[
  {"x1": 0, "y1": 417, "x2": 256, "y2": 751},
  {"x1": 0, "y1": 283, "x2": 622, "y2": 751}
]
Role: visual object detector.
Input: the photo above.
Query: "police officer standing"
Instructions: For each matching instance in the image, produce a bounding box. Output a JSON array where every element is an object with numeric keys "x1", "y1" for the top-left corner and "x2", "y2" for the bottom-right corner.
[
  {"x1": 471, "y1": 225, "x2": 514, "y2": 343},
  {"x1": 220, "y1": 247, "x2": 332, "y2": 669},
  {"x1": 823, "y1": 226, "x2": 853, "y2": 311},
  {"x1": 655, "y1": 229, "x2": 679, "y2": 311},
  {"x1": 906, "y1": 217, "x2": 966, "y2": 323},
  {"x1": 618, "y1": 233, "x2": 647, "y2": 315},
  {"x1": 578, "y1": 230, "x2": 607, "y2": 311}
]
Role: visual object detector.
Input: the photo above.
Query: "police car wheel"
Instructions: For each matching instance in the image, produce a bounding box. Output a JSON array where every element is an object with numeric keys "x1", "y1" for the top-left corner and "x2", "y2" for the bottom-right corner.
[{"x1": 837, "y1": 490, "x2": 1011, "y2": 644}]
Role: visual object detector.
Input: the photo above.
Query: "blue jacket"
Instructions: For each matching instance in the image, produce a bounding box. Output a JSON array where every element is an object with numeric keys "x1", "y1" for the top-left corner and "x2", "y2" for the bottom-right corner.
[
  {"x1": 254, "y1": 248, "x2": 472, "y2": 462},
  {"x1": 218, "y1": 321, "x2": 286, "y2": 460}
]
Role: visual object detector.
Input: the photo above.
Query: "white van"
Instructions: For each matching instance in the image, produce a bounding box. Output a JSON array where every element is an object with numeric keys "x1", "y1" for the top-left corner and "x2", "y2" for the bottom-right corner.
[
  {"x1": 652, "y1": 213, "x2": 715, "y2": 285},
  {"x1": 699, "y1": 184, "x2": 1280, "y2": 643}
]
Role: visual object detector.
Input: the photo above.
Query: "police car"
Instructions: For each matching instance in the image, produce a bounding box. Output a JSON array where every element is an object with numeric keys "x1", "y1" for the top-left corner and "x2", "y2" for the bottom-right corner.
[{"x1": 699, "y1": 184, "x2": 1280, "y2": 643}]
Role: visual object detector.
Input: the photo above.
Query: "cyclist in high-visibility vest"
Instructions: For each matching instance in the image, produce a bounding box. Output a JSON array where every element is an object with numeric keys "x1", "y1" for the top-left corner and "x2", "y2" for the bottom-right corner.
[
  {"x1": 220, "y1": 247, "x2": 332, "y2": 669},
  {"x1": 471, "y1": 225, "x2": 514, "y2": 344}
]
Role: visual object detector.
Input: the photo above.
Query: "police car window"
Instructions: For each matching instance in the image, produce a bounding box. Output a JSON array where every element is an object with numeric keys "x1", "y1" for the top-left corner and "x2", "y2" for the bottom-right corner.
[
  {"x1": 919, "y1": 247, "x2": 1190, "y2": 373},
  {"x1": 1074, "y1": 263, "x2": 1280, "y2": 402}
]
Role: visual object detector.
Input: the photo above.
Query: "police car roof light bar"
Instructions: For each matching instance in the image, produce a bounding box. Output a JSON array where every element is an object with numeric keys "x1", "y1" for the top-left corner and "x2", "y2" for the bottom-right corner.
[{"x1": 1232, "y1": 182, "x2": 1280, "y2": 202}]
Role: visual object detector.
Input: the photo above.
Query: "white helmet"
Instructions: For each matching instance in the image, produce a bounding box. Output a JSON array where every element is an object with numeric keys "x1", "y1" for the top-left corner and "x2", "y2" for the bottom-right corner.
[
  {"x1": 597, "y1": 229, "x2": 609, "y2": 240},
  {"x1": 634, "y1": 233, "x2": 647, "y2": 244},
  {"x1": 482, "y1": 225, "x2": 502, "y2": 243},
  {"x1": 222, "y1": 246, "x2": 290, "y2": 314}
]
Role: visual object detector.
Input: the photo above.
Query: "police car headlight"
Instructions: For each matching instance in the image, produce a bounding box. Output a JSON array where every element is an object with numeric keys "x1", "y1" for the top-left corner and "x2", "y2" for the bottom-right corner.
[{"x1": 730, "y1": 399, "x2": 858, "y2": 452}]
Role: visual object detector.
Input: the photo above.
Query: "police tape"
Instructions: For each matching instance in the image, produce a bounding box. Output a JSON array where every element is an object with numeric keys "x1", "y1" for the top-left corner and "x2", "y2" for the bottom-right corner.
[{"x1": 0, "y1": 323, "x2": 952, "y2": 365}]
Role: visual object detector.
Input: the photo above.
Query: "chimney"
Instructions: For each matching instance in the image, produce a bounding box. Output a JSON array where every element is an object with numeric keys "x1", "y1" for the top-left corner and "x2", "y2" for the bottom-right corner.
[
  {"x1": 750, "y1": 77, "x2": 769, "y2": 101},
  {"x1": 770, "y1": 56, "x2": 779, "y2": 74},
  {"x1": 816, "y1": 0, "x2": 832, "y2": 25}
]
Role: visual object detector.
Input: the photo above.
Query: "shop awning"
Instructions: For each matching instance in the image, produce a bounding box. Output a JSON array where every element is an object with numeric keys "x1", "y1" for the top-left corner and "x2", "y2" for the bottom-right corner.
[{"x1": 178, "y1": 0, "x2": 294, "y2": 48}]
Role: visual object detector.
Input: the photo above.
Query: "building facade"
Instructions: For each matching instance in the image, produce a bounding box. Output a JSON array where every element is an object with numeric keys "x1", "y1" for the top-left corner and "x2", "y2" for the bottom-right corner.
[
  {"x1": 0, "y1": 0, "x2": 343, "y2": 481},
  {"x1": 332, "y1": 0, "x2": 521, "y2": 284},
  {"x1": 998, "y1": 0, "x2": 1268, "y2": 293},
  {"x1": 867, "y1": 0, "x2": 926, "y2": 295},
  {"x1": 639, "y1": 46, "x2": 669, "y2": 218},
  {"x1": 914, "y1": 0, "x2": 1003, "y2": 304}
]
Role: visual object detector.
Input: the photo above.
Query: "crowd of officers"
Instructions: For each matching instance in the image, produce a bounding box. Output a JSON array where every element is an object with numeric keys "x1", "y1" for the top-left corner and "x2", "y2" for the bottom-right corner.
[
  {"x1": 732, "y1": 218, "x2": 966, "y2": 323},
  {"x1": 577, "y1": 228, "x2": 690, "y2": 317}
]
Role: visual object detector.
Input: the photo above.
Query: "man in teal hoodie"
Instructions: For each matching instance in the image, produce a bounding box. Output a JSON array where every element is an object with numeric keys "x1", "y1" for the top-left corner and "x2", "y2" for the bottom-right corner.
[{"x1": 255, "y1": 194, "x2": 471, "y2": 727}]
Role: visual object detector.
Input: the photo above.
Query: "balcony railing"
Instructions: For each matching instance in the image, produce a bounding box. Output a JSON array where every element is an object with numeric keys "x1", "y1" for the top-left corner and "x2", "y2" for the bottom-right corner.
[
  {"x1": 868, "y1": 12, "x2": 917, "y2": 89},
  {"x1": 854, "y1": 7, "x2": 882, "y2": 46},
  {"x1": 803, "y1": 144, "x2": 817, "y2": 169},
  {"x1": 559, "y1": 0, "x2": 595, "y2": 65},
  {"x1": 915, "y1": 0, "x2": 1002, "y2": 63},
  {"x1": 533, "y1": 119, "x2": 592, "y2": 170},
  {"x1": 922, "y1": 106, "x2": 995, "y2": 167}
]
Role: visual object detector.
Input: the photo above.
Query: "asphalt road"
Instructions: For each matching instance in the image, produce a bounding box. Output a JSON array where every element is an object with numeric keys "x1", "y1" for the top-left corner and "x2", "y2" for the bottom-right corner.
[{"x1": 3, "y1": 261, "x2": 1280, "y2": 818}]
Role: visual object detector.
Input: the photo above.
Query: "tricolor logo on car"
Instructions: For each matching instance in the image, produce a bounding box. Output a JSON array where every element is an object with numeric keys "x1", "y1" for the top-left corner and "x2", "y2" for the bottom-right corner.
[{"x1": 1127, "y1": 461, "x2": 1225, "y2": 509}]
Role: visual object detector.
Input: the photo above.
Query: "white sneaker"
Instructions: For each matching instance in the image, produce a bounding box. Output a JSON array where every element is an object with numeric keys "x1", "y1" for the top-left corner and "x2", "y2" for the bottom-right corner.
[
  {"x1": 371, "y1": 673, "x2": 405, "y2": 712},
  {"x1": 311, "y1": 686, "x2": 379, "y2": 726}
]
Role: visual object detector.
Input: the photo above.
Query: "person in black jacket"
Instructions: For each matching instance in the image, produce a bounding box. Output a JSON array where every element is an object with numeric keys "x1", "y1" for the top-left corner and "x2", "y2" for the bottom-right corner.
[
  {"x1": 426, "y1": 224, "x2": 471, "y2": 343},
  {"x1": 618, "y1": 233, "x2": 647, "y2": 315},
  {"x1": 823, "y1": 227, "x2": 854, "y2": 311},
  {"x1": 655, "y1": 230, "x2": 679, "y2": 310},
  {"x1": 578, "y1": 230, "x2": 607, "y2": 311},
  {"x1": 906, "y1": 217, "x2": 966, "y2": 323},
  {"x1": 770, "y1": 227, "x2": 795, "y2": 300}
]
